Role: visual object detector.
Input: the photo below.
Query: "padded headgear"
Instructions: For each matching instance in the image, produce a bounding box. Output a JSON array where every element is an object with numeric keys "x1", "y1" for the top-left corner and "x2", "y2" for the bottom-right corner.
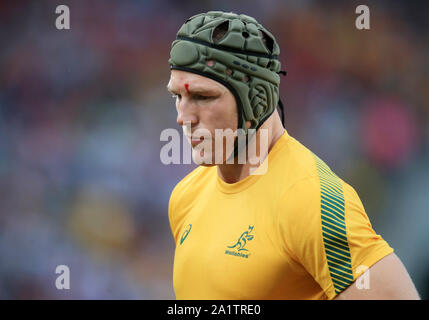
[{"x1": 169, "y1": 11, "x2": 284, "y2": 135}]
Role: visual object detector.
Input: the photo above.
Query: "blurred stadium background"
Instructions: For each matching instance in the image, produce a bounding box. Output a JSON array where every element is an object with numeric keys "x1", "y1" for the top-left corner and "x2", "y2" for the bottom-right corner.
[{"x1": 0, "y1": 0, "x2": 428, "y2": 299}]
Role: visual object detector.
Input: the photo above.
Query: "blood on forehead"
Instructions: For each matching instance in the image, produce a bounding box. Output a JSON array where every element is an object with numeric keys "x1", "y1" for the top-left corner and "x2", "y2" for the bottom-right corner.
[{"x1": 184, "y1": 83, "x2": 190, "y2": 93}]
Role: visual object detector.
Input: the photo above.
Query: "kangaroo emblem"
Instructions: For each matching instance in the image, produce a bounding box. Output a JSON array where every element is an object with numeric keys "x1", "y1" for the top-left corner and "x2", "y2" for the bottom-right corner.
[{"x1": 227, "y1": 226, "x2": 254, "y2": 252}]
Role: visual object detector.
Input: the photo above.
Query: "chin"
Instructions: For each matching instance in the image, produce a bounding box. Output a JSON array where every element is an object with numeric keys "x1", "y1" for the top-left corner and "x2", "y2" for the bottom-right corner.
[
  {"x1": 198, "y1": 162, "x2": 217, "y2": 167},
  {"x1": 191, "y1": 149, "x2": 217, "y2": 166}
]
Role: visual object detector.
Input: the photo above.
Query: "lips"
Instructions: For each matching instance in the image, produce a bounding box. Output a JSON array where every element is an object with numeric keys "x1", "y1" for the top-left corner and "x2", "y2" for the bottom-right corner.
[{"x1": 186, "y1": 135, "x2": 209, "y2": 147}]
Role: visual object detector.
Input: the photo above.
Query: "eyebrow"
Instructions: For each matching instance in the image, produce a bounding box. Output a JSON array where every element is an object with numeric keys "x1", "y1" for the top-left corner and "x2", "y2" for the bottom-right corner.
[{"x1": 166, "y1": 84, "x2": 220, "y2": 95}]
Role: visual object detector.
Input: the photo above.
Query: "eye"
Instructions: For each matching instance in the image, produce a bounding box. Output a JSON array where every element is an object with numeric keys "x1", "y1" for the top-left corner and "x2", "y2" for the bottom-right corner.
[
  {"x1": 194, "y1": 95, "x2": 211, "y2": 100},
  {"x1": 171, "y1": 93, "x2": 181, "y2": 100}
]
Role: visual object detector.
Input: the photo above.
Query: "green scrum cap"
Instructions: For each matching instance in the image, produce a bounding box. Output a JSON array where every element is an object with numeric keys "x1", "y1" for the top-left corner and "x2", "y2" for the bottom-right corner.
[{"x1": 168, "y1": 11, "x2": 286, "y2": 135}]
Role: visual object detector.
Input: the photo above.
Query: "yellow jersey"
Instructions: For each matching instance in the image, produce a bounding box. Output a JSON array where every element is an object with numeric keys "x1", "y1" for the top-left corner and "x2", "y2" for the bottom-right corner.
[{"x1": 168, "y1": 128, "x2": 394, "y2": 299}]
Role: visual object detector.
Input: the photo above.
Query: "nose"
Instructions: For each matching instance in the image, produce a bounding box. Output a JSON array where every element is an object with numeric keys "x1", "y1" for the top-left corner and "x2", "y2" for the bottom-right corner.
[{"x1": 176, "y1": 98, "x2": 198, "y2": 128}]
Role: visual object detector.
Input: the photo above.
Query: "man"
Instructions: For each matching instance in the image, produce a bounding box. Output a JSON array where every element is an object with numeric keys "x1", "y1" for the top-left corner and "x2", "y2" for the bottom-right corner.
[{"x1": 166, "y1": 11, "x2": 420, "y2": 299}]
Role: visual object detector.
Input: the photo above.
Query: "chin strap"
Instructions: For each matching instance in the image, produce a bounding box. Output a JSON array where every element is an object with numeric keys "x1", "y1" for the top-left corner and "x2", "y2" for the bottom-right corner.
[
  {"x1": 278, "y1": 98, "x2": 285, "y2": 126},
  {"x1": 277, "y1": 70, "x2": 287, "y2": 126}
]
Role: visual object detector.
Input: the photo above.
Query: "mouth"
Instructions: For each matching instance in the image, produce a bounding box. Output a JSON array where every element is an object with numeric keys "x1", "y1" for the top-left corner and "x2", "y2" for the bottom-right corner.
[{"x1": 186, "y1": 135, "x2": 209, "y2": 147}]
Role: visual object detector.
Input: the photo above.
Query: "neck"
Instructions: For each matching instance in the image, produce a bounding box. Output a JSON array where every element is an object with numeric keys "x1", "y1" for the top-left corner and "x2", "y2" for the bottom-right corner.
[{"x1": 217, "y1": 110, "x2": 285, "y2": 184}]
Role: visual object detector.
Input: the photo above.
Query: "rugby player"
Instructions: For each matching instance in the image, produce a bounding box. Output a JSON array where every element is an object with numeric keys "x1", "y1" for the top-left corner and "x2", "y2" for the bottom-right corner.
[{"x1": 166, "y1": 11, "x2": 420, "y2": 299}]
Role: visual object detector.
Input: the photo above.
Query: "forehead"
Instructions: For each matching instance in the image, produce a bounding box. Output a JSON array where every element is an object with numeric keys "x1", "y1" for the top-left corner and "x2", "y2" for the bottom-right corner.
[{"x1": 168, "y1": 70, "x2": 225, "y2": 92}]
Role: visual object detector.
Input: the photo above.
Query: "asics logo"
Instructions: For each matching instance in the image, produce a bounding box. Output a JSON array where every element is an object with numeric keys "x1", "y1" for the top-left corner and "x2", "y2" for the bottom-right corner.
[{"x1": 180, "y1": 224, "x2": 192, "y2": 245}]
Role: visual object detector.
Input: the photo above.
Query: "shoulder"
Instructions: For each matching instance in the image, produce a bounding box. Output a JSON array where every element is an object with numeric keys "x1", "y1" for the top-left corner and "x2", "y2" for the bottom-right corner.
[
  {"x1": 276, "y1": 175, "x2": 321, "y2": 226},
  {"x1": 271, "y1": 133, "x2": 324, "y2": 193},
  {"x1": 168, "y1": 165, "x2": 214, "y2": 240},
  {"x1": 273, "y1": 133, "x2": 324, "y2": 209},
  {"x1": 277, "y1": 158, "x2": 364, "y2": 222},
  {"x1": 276, "y1": 141, "x2": 358, "y2": 230},
  {"x1": 169, "y1": 165, "x2": 213, "y2": 209},
  {"x1": 277, "y1": 151, "x2": 373, "y2": 244}
]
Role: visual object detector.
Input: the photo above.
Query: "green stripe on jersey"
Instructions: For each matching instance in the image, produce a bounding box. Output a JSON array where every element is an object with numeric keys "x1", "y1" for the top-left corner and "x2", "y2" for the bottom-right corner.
[{"x1": 313, "y1": 154, "x2": 354, "y2": 295}]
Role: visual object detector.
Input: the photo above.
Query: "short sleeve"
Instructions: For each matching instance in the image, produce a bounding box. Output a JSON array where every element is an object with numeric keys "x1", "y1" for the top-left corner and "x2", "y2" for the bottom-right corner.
[
  {"x1": 342, "y1": 182, "x2": 394, "y2": 280},
  {"x1": 168, "y1": 167, "x2": 207, "y2": 246},
  {"x1": 277, "y1": 176, "x2": 394, "y2": 299},
  {"x1": 168, "y1": 183, "x2": 185, "y2": 245}
]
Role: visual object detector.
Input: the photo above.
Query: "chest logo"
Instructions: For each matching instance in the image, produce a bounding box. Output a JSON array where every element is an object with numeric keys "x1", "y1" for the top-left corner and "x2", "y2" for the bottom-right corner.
[
  {"x1": 225, "y1": 225, "x2": 254, "y2": 258},
  {"x1": 180, "y1": 224, "x2": 192, "y2": 245}
]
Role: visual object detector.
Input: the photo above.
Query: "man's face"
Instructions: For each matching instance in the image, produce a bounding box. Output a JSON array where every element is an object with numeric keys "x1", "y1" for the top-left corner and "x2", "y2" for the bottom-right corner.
[{"x1": 167, "y1": 69, "x2": 238, "y2": 165}]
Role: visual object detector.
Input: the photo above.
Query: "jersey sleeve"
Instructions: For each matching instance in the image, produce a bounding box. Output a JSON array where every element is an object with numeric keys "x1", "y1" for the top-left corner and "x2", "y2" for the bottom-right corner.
[
  {"x1": 168, "y1": 183, "x2": 184, "y2": 245},
  {"x1": 168, "y1": 176, "x2": 193, "y2": 245},
  {"x1": 168, "y1": 167, "x2": 206, "y2": 246},
  {"x1": 277, "y1": 175, "x2": 394, "y2": 299}
]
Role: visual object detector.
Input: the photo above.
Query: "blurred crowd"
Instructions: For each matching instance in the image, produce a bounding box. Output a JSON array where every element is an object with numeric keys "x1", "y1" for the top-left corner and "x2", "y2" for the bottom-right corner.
[{"x1": 0, "y1": 0, "x2": 428, "y2": 299}]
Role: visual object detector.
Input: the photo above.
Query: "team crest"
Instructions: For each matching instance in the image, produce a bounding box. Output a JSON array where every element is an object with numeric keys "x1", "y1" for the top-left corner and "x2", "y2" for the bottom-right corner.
[{"x1": 225, "y1": 225, "x2": 254, "y2": 258}]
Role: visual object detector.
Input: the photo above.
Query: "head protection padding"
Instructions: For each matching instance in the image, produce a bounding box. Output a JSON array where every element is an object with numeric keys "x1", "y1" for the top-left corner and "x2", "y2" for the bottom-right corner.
[{"x1": 169, "y1": 11, "x2": 283, "y2": 135}]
